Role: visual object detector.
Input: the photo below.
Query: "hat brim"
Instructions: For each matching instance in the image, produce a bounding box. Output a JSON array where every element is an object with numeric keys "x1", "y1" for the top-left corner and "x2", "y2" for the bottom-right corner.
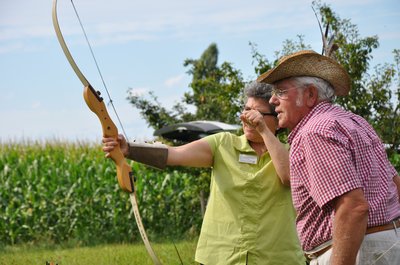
[{"x1": 257, "y1": 50, "x2": 350, "y2": 96}]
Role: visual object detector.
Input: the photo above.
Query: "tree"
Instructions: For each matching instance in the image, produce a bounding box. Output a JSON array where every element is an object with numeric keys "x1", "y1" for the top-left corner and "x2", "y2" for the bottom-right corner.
[
  {"x1": 183, "y1": 43, "x2": 244, "y2": 124},
  {"x1": 250, "y1": 35, "x2": 311, "y2": 76},
  {"x1": 250, "y1": 1, "x2": 399, "y2": 169},
  {"x1": 127, "y1": 43, "x2": 244, "y2": 131},
  {"x1": 127, "y1": 43, "x2": 245, "y2": 223},
  {"x1": 313, "y1": 1, "x2": 399, "y2": 160}
]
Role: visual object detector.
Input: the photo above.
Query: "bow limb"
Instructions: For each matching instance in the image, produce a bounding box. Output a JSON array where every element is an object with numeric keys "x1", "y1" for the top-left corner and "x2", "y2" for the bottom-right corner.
[
  {"x1": 52, "y1": 0, "x2": 131, "y2": 193},
  {"x1": 52, "y1": 1, "x2": 162, "y2": 264},
  {"x1": 52, "y1": 0, "x2": 88, "y2": 87}
]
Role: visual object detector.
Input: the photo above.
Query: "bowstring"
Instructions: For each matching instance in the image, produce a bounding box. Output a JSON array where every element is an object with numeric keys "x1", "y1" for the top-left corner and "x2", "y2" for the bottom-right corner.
[
  {"x1": 70, "y1": 0, "x2": 129, "y2": 141},
  {"x1": 69, "y1": 4, "x2": 185, "y2": 263}
]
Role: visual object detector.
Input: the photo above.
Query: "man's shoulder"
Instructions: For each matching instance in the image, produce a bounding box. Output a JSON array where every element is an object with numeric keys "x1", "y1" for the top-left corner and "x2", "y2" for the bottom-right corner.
[
  {"x1": 306, "y1": 103, "x2": 350, "y2": 130},
  {"x1": 303, "y1": 111, "x2": 338, "y2": 133}
]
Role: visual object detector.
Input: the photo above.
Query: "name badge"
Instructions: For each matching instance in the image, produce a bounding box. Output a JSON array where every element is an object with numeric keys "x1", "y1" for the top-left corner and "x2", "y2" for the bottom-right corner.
[{"x1": 238, "y1": 153, "x2": 257, "y2": 164}]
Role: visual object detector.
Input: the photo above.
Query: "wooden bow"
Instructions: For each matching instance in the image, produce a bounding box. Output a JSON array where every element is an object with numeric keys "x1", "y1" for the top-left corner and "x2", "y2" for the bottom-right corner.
[{"x1": 52, "y1": 1, "x2": 161, "y2": 264}]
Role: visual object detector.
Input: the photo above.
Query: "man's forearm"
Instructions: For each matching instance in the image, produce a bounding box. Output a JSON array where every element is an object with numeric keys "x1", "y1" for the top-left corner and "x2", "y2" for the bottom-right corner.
[
  {"x1": 331, "y1": 215, "x2": 366, "y2": 264},
  {"x1": 331, "y1": 189, "x2": 369, "y2": 265}
]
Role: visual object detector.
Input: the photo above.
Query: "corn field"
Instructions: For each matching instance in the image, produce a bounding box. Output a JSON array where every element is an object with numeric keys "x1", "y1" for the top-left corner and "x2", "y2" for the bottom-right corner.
[{"x1": 0, "y1": 141, "x2": 205, "y2": 247}]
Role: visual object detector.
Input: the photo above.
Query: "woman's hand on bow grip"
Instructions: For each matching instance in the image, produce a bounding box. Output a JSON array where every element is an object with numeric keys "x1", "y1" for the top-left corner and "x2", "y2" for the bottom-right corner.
[{"x1": 102, "y1": 134, "x2": 129, "y2": 157}]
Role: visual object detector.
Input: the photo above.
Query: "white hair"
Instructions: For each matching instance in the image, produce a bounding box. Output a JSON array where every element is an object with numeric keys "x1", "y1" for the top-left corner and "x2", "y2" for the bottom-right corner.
[{"x1": 290, "y1": 76, "x2": 335, "y2": 101}]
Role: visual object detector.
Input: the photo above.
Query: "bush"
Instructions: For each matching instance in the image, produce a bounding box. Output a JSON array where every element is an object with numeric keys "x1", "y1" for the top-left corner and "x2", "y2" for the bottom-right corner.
[{"x1": 389, "y1": 152, "x2": 400, "y2": 173}]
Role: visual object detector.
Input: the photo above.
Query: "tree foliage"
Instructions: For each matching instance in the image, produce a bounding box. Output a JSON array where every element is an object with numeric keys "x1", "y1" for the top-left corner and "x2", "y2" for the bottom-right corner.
[
  {"x1": 313, "y1": 1, "x2": 400, "y2": 158},
  {"x1": 182, "y1": 43, "x2": 244, "y2": 124},
  {"x1": 250, "y1": 35, "x2": 312, "y2": 76},
  {"x1": 127, "y1": 43, "x2": 244, "y2": 131},
  {"x1": 126, "y1": 43, "x2": 247, "y2": 217},
  {"x1": 249, "y1": 2, "x2": 399, "y2": 168}
]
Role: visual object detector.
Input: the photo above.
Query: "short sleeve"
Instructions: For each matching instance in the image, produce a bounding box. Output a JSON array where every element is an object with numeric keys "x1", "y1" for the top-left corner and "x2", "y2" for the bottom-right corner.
[{"x1": 303, "y1": 130, "x2": 363, "y2": 207}]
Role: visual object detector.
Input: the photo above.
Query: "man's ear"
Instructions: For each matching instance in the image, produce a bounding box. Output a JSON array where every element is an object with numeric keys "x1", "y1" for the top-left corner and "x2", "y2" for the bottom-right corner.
[{"x1": 306, "y1": 85, "x2": 318, "y2": 107}]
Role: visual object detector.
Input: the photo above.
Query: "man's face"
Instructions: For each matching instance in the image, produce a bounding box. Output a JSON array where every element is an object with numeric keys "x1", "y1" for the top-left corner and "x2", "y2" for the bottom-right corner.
[{"x1": 269, "y1": 79, "x2": 310, "y2": 131}]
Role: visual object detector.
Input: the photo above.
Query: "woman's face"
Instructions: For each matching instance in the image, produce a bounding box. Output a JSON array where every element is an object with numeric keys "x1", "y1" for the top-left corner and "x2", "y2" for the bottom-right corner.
[{"x1": 242, "y1": 97, "x2": 278, "y2": 143}]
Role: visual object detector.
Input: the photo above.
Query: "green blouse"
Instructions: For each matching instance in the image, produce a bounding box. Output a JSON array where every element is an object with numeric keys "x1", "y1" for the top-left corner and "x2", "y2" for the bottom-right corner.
[{"x1": 195, "y1": 132, "x2": 304, "y2": 265}]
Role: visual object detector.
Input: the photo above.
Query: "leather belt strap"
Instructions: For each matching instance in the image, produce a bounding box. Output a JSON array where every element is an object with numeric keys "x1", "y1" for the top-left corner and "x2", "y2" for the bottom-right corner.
[
  {"x1": 305, "y1": 245, "x2": 332, "y2": 261},
  {"x1": 306, "y1": 219, "x2": 400, "y2": 260},
  {"x1": 366, "y1": 219, "x2": 400, "y2": 234}
]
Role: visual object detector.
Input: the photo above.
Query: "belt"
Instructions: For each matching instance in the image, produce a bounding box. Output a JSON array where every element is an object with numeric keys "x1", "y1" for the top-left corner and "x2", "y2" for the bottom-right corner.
[
  {"x1": 305, "y1": 245, "x2": 332, "y2": 261},
  {"x1": 366, "y1": 219, "x2": 400, "y2": 234},
  {"x1": 306, "y1": 219, "x2": 400, "y2": 260}
]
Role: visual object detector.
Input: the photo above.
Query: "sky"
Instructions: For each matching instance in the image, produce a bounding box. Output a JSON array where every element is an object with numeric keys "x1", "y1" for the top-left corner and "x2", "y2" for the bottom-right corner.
[{"x1": 0, "y1": 0, "x2": 399, "y2": 143}]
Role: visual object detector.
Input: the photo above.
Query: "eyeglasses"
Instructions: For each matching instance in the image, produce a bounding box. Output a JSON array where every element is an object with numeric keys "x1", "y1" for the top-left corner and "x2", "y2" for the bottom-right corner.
[
  {"x1": 271, "y1": 87, "x2": 298, "y2": 99},
  {"x1": 259, "y1": 111, "x2": 277, "y2": 117},
  {"x1": 242, "y1": 107, "x2": 277, "y2": 117}
]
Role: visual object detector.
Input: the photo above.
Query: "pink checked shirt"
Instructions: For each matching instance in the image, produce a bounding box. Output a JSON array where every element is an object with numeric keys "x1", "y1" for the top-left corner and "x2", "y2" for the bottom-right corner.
[{"x1": 288, "y1": 101, "x2": 400, "y2": 251}]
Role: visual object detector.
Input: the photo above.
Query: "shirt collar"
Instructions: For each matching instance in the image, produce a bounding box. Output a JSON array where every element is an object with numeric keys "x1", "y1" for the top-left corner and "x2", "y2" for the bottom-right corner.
[
  {"x1": 233, "y1": 134, "x2": 257, "y2": 153},
  {"x1": 288, "y1": 101, "x2": 331, "y2": 144}
]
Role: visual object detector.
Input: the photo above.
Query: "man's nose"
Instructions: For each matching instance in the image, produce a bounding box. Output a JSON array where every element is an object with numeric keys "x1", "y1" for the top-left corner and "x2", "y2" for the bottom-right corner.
[{"x1": 269, "y1": 95, "x2": 279, "y2": 106}]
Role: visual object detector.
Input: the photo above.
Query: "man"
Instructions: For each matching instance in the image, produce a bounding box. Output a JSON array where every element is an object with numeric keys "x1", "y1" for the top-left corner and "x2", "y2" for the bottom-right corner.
[{"x1": 257, "y1": 50, "x2": 400, "y2": 265}]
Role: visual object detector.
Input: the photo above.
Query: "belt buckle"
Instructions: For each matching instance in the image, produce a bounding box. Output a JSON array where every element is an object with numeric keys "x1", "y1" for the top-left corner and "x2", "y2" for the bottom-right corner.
[
  {"x1": 305, "y1": 244, "x2": 332, "y2": 261},
  {"x1": 306, "y1": 253, "x2": 317, "y2": 260}
]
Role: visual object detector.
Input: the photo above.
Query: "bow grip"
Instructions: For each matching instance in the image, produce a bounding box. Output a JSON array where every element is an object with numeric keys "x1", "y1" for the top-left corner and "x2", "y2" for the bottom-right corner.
[{"x1": 83, "y1": 85, "x2": 133, "y2": 193}]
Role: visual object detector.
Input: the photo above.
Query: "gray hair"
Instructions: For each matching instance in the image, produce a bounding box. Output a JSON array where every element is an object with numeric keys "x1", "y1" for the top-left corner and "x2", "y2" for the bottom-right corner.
[
  {"x1": 243, "y1": 81, "x2": 273, "y2": 102},
  {"x1": 290, "y1": 76, "x2": 335, "y2": 101},
  {"x1": 243, "y1": 81, "x2": 276, "y2": 113}
]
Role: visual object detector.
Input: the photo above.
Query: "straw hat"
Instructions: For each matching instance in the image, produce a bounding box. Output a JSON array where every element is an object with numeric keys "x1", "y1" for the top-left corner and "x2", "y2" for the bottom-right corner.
[{"x1": 257, "y1": 50, "x2": 351, "y2": 96}]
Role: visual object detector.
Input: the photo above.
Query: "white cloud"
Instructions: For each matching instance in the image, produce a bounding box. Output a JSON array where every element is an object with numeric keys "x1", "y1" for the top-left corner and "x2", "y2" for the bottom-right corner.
[
  {"x1": 0, "y1": 1, "x2": 314, "y2": 47},
  {"x1": 164, "y1": 74, "x2": 185, "y2": 88},
  {"x1": 128, "y1": 87, "x2": 149, "y2": 97},
  {"x1": 1, "y1": 0, "x2": 398, "y2": 51}
]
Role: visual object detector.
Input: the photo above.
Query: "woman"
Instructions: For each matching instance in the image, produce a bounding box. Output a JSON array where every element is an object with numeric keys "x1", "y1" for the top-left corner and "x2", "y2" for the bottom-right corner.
[{"x1": 102, "y1": 81, "x2": 304, "y2": 264}]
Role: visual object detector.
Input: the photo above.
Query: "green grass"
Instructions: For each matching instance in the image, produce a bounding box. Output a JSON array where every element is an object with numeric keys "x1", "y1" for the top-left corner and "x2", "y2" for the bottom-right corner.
[{"x1": 0, "y1": 241, "x2": 198, "y2": 265}]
